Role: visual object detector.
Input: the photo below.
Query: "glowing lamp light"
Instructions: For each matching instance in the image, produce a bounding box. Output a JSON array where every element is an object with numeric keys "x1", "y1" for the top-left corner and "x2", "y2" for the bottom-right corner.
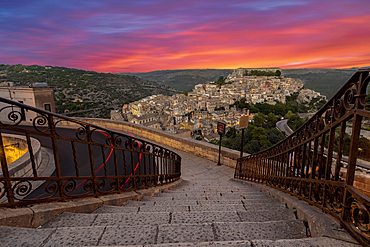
[{"x1": 2, "y1": 142, "x2": 27, "y2": 167}]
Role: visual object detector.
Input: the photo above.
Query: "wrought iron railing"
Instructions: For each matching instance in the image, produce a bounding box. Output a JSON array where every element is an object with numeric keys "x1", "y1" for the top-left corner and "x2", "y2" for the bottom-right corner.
[
  {"x1": 235, "y1": 69, "x2": 370, "y2": 245},
  {"x1": 0, "y1": 97, "x2": 181, "y2": 207}
]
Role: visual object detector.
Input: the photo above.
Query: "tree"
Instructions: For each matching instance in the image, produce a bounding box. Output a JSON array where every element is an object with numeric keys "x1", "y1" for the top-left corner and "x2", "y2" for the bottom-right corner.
[
  {"x1": 182, "y1": 90, "x2": 188, "y2": 96},
  {"x1": 287, "y1": 113, "x2": 305, "y2": 130},
  {"x1": 267, "y1": 128, "x2": 285, "y2": 145},
  {"x1": 214, "y1": 106, "x2": 225, "y2": 111},
  {"x1": 265, "y1": 113, "x2": 278, "y2": 129},
  {"x1": 226, "y1": 127, "x2": 237, "y2": 138},
  {"x1": 253, "y1": 113, "x2": 266, "y2": 127},
  {"x1": 215, "y1": 76, "x2": 226, "y2": 85},
  {"x1": 284, "y1": 110, "x2": 295, "y2": 120},
  {"x1": 245, "y1": 140, "x2": 261, "y2": 153},
  {"x1": 275, "y1": 70, "x2": 281, "y2": 76}
]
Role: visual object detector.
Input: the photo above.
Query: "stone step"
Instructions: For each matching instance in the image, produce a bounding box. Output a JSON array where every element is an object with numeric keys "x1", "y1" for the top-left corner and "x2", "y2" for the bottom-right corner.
[
  {"x1": 191, "y1": 201, "x2": 285, "y2": 212},
  {"x1": 41, "y1": 212, "x2": 171, "y2": 228},
  {"x1": 42, "y1": 207, "x2": 296, "y2": 229},
  {"x1": 172, "y1": 211, "x2": 240, "y2": 224},
  {"x1": 157, "y1": 220, "x2": 306, "y2": 244},
  {"x1": 50, "y1": 220, "x2": 305, "y2": 245},
  {"x1": 123, "y1": 198, "x2": 284, "y2": 211},
  {"x1": 251, "y1": 237, "x2": 361, "y2": 247},
  {"x1": 149, "y1": 194, "x2": 270, "y2": 201},
  {"x1": 91, "y1": 237, "x2": 360, "y2": 246},
  {"x1": 145, "y1": 199, "x2": 200, "y2": 206},
  {"x1": 115, "y1": 240, "x2": 253, "y2": 246},
  {"x1": 191, "y1": 204, "x2": 247, "y2": 212},
  {"x1": 157, "y1": 190, "x2": 269, "y2": 196},
  {"x1": 95, "y1": 205, "x2": 191, "y2": 214},
  {"x1": 174, "y1": 186, "x2": 257, "y2": 191},
  {"x1": 175, "y1": 188, "x2": 257, "y2": 193},
  {"x1": 171, "y1": 209, "x2": 294, "y2": 223},
  {"x1": 138, "y1": 196, "x2": 278, "y2": 204},
  {"x1": 0, "y1": 224, "x2": 355, "y2": 247},
  {"x1": 199, "y1": 198, "x2": 276, "y2": 205},
  {"x1": 0, "y1": 225, "x2": 55, "y2": 247},
  {"x1": 214, "y1": 220, "x2": 307, "y2": 242},
  {"x1": 139, "y1": 205, "x2": 191, "y2": 213},
  {"x1": 121, "y1": 201, "x2": 280, "y2": 213},
  {"x1": 237, "y1": 209, "x2": 295, "y2": 222}
]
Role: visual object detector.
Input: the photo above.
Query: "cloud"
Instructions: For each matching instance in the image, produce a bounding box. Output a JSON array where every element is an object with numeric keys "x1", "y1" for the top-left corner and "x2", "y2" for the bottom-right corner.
[
  {"x1": 0, "y1": 0, "x2": 369, "y2": 72},
  {"x1": 234, "y1": 0, "x2": 309, "y2": 11}
]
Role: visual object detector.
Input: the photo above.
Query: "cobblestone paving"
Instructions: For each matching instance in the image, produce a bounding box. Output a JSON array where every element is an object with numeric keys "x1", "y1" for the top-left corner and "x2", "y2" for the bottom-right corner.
[{"x1": 0, "y1": 147, "x2": 358, "y2": 246}]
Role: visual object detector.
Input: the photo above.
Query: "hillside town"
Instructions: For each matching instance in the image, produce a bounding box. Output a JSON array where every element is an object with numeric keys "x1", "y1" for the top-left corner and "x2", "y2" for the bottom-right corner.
[{"x1": 111, "y1": 68, "x2": 326, "y2": 141}]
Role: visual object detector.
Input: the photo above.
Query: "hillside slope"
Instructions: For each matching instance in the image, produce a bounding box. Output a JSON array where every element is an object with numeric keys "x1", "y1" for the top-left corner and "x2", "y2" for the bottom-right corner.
[
  {"x1": 282, "y1": 69, "x2": 357, "y2": 98},
  {"x1": 120, "y1": 69, "x2": 233, "y2": 91},
  {"x1": 0, "y1": 64, "x2": 179, "y2": 118},
  {"x1": 121, "y1": 68, "x2": 358, "y2": 98}
]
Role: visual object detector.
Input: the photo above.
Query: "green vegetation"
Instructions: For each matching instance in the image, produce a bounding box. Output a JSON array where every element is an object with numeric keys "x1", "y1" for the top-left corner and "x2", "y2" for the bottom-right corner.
[
  {"x1": 120, "y1": 69, "x2": 233, "y2": 91},
  {"x1": 245, "y1": 70, "x2": 281, "y2": 77},
  {"x1": 323, "y1": 130, "x2": 370, "y2": 162},
  {"x1": 126, "y1": 68, "x2": 358, "y2": 99},
  {"x1": 285, "y1": 111, "x2": 308, "y2": 131},
  {"x1": 0, "y1": 64, "x2": 179, "y2": 118},
  {"x1": 210, "y1": 116, "x2": 286, "y2": 154},
  {"x1": 282, "y1": 69, "x2": 356, "y2": 98},
  {"x1": 214, "y1": 106, "x2": 225, "y2": 111},
  {"x1": 211, "y1": 93, "x2": 325, "y2": 153},
  {"x1": 213, "y1": 76, "x2": 232, "y2": 86},
  {"x1": 231, "y1": 92, "x2": 317, "y2": 116}
]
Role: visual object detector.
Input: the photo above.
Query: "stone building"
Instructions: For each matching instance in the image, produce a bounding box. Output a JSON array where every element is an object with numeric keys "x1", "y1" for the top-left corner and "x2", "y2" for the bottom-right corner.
[{"x1": 0, "y1": 82, "x2": 55, "y2": 123}]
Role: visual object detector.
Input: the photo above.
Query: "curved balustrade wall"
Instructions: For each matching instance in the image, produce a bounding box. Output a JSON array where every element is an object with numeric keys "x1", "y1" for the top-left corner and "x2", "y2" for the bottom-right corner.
[
  {"x1": 0, "y1": 98, "x2": 181, "y2": 207},
  {"x1": 64, "y1": 118, "x2": 240, "y2": 169},
  {"x1": 235, "y1": 69, "x2": 370, "y2": 246}
]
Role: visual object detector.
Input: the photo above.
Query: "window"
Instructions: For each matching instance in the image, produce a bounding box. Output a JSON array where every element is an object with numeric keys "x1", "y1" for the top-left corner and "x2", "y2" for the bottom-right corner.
[{"x1": 44, "y1": 103, "x2": 51, "y2": 112}]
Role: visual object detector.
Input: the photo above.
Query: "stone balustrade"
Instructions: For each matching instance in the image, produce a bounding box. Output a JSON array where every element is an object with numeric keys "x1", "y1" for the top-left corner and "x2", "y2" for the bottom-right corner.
[{"x1": 61, "y1": 118, "x2": 241, "y2": 168}]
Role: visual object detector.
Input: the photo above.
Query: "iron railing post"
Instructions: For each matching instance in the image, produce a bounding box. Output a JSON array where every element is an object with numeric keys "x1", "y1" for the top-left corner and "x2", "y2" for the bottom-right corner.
[
  {"x1": 86, "y1": 125, "x2": 98, "y2": 196},
  {"x1": 48, "y1": 115, "x2": 65, "y2": 201},
  {"x1": 334, "y1": 122, "x2": 346, "y2": 181},
  {"x1": 325, "y1": 127, "x2": 336, "y2": 180},
  {"x1": 111, "y1": 133, "x2": 120, "y2": 192},
  {"x1": 346, "y1": 113, "x2": 362, "y2": 186},
  {"x1": 0, "y1": 130, "x2": 15, "y2": 206}
]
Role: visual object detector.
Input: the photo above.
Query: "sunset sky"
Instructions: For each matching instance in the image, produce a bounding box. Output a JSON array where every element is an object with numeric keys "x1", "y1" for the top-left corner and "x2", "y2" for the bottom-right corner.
[{"x1": 1, "y1": 0, "x2": 369, "y2": 73}]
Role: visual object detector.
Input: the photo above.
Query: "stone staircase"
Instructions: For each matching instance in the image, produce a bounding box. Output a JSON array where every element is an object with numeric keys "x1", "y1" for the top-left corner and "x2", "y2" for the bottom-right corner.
[
  {"x1": 0, "y1": 179, "x2": 358, "y2": 246},
  {"x1": 0, "y1": 148, "x2": 360, "y2": 246}
]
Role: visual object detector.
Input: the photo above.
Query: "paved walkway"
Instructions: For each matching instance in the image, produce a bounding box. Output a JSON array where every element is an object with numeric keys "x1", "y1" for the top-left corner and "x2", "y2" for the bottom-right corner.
[{"x1": 0, "y1": 147, "x2": 359, "y2": 246}]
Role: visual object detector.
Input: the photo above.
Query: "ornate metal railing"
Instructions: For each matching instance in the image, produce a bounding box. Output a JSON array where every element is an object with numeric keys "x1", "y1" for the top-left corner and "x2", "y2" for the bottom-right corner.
[
  {"x1": 235, "y1": 69, "x2": 370, "y2": 245},
  {"x1": 0, "y1": 97, "x2": 181, "y2": 207}
]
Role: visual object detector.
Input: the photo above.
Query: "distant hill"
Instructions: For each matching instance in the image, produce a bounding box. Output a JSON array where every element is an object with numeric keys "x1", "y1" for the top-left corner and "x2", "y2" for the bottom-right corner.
[
  {"x1": 282, "y1": 68, "x2": 357, "y2": 99},
  {"x1": 119, "y1": 69, "x2": 233, "y2": 91},
  {"x1": 120, "y1": 68, "x2": 358, "y2": 99},
  {"x1": 0, "y1": 64, "x2": 179, "y2": 118}
]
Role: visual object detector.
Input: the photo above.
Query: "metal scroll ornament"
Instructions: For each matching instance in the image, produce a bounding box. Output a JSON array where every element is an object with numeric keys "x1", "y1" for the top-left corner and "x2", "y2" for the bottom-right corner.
[
  {"x1": 63, "y1": 180, "x2": 76, "y2": 195},
  {"x1": 348, "y1": 198, "x2": 370, "y2": 237},
  {"x1": 0, "y1": 106, "x2": 23, "y2": 126},
  {"x1": 13, "y1": 181, "x2": 32, "y2": 199}
]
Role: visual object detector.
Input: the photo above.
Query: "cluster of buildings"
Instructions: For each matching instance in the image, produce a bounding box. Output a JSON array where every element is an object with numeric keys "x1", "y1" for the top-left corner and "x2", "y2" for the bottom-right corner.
[{"x1": 112, "y1": 68, "x2": 325, "y2": 141}]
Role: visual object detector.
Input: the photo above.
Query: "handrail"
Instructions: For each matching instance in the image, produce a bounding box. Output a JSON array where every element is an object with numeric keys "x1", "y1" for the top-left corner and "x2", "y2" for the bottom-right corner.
[
  {"x1": 0, "y1": 97, "x2": 181, "y2": 207},
  {"x1": 235, "y1": 69, "x2": 370, "y2": 246}
]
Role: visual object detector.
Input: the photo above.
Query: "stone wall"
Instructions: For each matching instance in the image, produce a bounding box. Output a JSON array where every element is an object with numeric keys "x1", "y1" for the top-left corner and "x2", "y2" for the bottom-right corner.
[
  {"x1": 341, "y1": 170, "x2": 370, "y2": 197},
  {"x1": 61, "y1": 118, "x2": 241, "y2": 168}
]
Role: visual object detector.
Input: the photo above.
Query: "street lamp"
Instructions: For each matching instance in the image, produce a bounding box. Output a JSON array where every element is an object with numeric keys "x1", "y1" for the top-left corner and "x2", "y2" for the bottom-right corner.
[
  {"x1": 239, "y1": 112, "x2": 249, "y2": 158},
  {"x1": 217, "y1": 121, "x2": 226, "y2": 166}
]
